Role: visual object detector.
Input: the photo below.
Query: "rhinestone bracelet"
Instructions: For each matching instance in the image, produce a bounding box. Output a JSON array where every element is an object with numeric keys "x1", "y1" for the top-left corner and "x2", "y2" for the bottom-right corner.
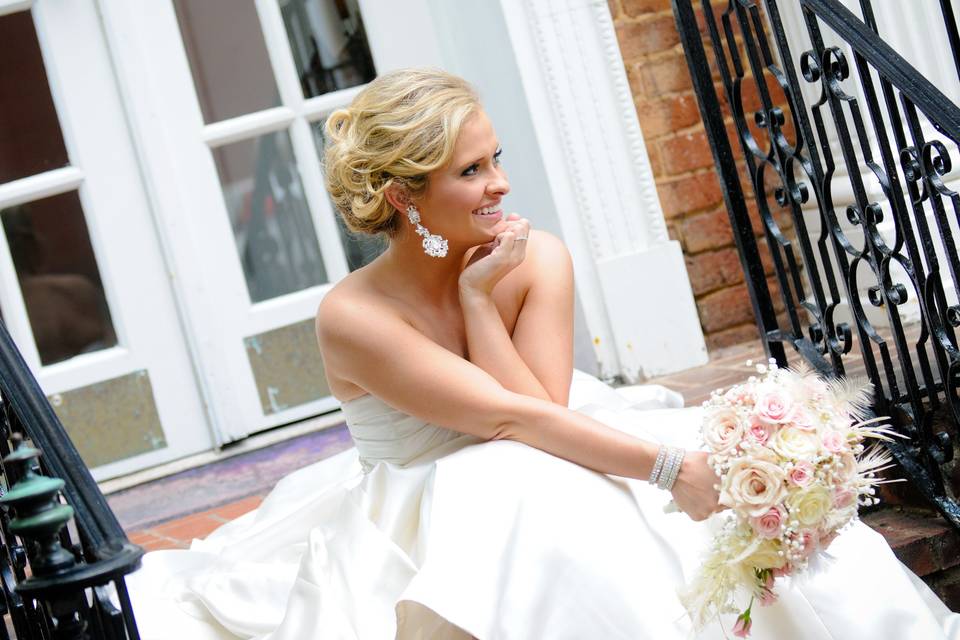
[
  {"x1": 649, "y1": 446, "x2": 668, "y2": 485},
  {"x1": 658, "y1": 447, "x2": 686, "y2": 491},
  {"x1": 656, "y1": 446, "x2": 677, "y2": 490}
]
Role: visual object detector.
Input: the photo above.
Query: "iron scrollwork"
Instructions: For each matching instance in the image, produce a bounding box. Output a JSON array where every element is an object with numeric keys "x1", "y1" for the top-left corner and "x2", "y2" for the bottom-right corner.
[{"x1": 672, "y1": 0, "x2": 960, "y2": 528}]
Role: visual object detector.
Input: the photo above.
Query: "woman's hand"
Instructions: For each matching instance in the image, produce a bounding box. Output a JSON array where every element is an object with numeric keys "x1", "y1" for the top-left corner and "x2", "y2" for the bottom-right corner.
[
  {"x1": 459, "y1": 214, "x2": 531, "y2": 297},
  {"x1": 670, "y1": 451, "x2": 722, "y2": 521}
]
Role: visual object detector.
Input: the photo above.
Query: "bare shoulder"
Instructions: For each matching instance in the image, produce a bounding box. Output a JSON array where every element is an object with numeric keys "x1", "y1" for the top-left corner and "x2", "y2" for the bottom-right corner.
[
  {"x1": 316, "y1": 271, "x2": 395, "y2": 345},
  {"x1": 527, "y1": 229, "x2": 570, "y2": 261},
  {"x1": 523, "y1": 229, "x2": 573, "y2": 282},
  {"x1": 315, "y1": 271, "x2": 406, "y2": 397}
]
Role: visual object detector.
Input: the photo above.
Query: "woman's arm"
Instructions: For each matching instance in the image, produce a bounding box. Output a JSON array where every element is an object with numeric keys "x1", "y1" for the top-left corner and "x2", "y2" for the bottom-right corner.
[
  {"x1": 459, "y1": 225, "x2": 574, "y2": 405},
  {"x1": 460, "y1": 290, "x2": 553, "y2": 404},
  {"x1": 317, "y1": 289, "x2": 718, "y2": 519}
]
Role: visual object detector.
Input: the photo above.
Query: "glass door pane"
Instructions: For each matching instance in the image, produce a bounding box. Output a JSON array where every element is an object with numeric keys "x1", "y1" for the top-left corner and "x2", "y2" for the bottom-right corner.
[
  {"x1": 212, "y1": 129, "x2": 328, "y2": 302},
  {"x1": 0, "y1": 11, "x2": 69, "y2": 182},
  {"x1": 281, "y1": 0, "x2": 376, "y2": 99},
  {"x1": 1, "y1": 192, "x2": 117, "y2": 365},
  {"x1": 172, "y1": 0, "x2": 281, "y2": 123}
]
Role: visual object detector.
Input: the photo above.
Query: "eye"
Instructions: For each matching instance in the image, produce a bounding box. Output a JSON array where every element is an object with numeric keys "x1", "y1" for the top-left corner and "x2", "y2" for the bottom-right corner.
[
  {"x1": 493, "y1": 147, "x2": 503, "y2": 165},
  {"x1": 461, "y1": 163, "x2": 480, "y2": 177}
]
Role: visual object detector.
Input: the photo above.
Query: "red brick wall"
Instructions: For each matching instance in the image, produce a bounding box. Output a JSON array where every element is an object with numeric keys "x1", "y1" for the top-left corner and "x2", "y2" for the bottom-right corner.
[{"x1": 610, "y1": 0, "x2": 790, "y2": 351}]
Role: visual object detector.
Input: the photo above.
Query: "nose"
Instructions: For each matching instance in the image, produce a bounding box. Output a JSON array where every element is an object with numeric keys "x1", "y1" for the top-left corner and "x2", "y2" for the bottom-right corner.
[{"x1": 488, "y1": 168, "x2": 510, "y2": 197}]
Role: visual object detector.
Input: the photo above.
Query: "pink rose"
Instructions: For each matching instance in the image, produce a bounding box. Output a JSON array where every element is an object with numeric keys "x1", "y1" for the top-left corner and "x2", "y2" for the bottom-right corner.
[
  {"x1": 747, "y1": 417, "x2": 774, "y2": 446},
  {"x1": 788, "y1": 461, "x2": 814, "y2": 487},
  {"x1": 750, "y1": 506, "x2": 785, "y2": 539},
  {"x1": 733, "y1": 613, "x2": 753, "y2": 638},
  {"x1": 822, "y1": 430, "x2": 846, "y2": 453},
  {"x1": 833, "y1": 487, "x2": 856, "y2": 509},
  {"x1": 755, "y1": 390, "x2": 797, "y2": 424}
]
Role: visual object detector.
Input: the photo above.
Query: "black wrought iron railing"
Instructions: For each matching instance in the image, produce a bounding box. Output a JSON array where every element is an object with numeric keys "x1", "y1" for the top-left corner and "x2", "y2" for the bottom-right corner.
[
  {"x1": 672, "y1": 0, "x2": 960, "y2": 529},
  {"x1": 0, "y1": 320, "x2": 142, "y2": 639}
]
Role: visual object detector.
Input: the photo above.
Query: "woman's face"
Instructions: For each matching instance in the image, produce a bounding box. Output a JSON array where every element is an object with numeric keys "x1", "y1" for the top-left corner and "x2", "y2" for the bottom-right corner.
[{"x1": 414, "y1": 109, "x2": 510, "y2": 247}]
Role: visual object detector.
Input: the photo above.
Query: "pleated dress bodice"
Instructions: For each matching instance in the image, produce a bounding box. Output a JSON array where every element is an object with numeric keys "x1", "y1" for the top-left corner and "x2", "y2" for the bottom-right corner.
[{"x1": 339, "y1": 394, "x2": 478, "y2": 473}]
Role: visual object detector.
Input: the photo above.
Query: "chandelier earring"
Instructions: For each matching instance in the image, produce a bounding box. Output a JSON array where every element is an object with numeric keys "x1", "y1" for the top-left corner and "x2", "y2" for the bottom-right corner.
[{"x1": 406, "y1": 205, "x2": 448, "y2": 258}]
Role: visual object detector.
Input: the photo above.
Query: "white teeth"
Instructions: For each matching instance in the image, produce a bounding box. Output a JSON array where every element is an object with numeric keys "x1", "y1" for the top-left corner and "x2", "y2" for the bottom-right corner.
[{"x1": 473, "y1": 206, "x2": 499, "y2": 215}]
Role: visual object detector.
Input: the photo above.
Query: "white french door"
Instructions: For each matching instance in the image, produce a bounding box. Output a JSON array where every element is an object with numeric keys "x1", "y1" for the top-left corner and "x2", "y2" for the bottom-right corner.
[
  {"x1": 0, "y1": 0, "x2": 213, "y2": 478},
  {"x1": 100, "y1": 0, "x2": 444, "y2": 442}
]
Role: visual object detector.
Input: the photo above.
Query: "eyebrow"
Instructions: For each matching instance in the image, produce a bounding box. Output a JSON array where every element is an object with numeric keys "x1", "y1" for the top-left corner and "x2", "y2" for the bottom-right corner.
[{"x1": 455, "y1": 143, "x2": 501, "y2": 172}]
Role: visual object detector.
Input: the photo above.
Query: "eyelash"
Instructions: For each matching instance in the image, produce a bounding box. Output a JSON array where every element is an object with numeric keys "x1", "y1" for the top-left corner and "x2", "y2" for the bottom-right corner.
[{"x1": 462, "y1": 148, "x2": 504, "y2": 177}]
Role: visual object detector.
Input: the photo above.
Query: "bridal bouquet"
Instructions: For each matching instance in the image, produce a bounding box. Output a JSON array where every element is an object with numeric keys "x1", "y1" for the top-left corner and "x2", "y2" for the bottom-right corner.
[{"x1": 678, "y1": 360, "x2": 898, "y2": 637}]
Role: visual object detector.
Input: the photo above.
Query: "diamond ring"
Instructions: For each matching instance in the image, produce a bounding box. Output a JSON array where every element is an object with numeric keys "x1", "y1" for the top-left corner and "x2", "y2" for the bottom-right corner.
[{"x1": 515, "y1": 235, "x2": 529, "y2": 241}]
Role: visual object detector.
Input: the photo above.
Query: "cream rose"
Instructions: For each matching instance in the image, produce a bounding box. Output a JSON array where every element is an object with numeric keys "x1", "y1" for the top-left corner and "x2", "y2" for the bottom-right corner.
[
  {"x1": 771, "y1": 426, "x2": 821, "y2": 460},
  {"x1": 788, "y1": 485, "x2": 832, "y2": 526},
  {"x1": 719, "y1": 458, "x2": 788, "y2": 518},
  {"x1": 831, "y1": 451, "x2": 858, "y2": 483},
  {"x1": 746, "y1": 538, "x2": 787, "y2": 569},
  {"x1": 702, "y1": 408, "x2": 745, "y2": 455}
]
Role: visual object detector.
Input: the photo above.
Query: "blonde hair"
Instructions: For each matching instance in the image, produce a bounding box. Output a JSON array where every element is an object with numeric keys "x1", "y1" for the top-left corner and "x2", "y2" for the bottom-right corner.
[{"x1": 323, "y1": 68, "x2": 480, "y2": 236}]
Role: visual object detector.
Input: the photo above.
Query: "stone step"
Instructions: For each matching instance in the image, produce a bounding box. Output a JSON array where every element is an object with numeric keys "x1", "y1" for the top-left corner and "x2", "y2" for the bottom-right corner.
[{"x1": 863, "y1": 507, "x2": 960, "y2": 610}]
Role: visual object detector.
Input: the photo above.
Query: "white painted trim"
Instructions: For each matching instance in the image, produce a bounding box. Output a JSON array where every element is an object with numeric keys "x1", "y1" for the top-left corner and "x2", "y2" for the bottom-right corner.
[
  {"x1": 0, "y1": 166, "x2": 84, "y2": 209},
  {"x1": 499, "y1": 0, "x2": 706, "y2": 380},
  {"x1": 302, "y1": 85, "x2": 368, "y2": 121},
  {"x1": 202, "y1": 107, "x2": 296, "y2": 147},
  {"x1": 0, "y1": 0, "x2": 30, "y2": 18}
]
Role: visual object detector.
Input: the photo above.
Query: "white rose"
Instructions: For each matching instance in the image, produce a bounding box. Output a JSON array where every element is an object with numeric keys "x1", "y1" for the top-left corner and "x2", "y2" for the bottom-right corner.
[
  {"x1": 719, "y1": 458, "x2": 788, "y2": 518},
  {"x1": 788, "y1": 485, "x2": 832, "y2": 526},
  {"x1": 771, "y1": 426, "x2": 820, "y2": 460},
  {"x1": 702, "y1": 408, "x2": 745, "y2": 455},
  {"x1": 746, "y1": 538, "x2": 787, "y2": 570}
]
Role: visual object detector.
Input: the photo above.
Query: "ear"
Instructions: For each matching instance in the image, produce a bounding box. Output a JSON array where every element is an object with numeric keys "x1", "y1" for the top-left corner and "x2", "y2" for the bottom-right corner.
[{"x1": 384, "y1": 182, "x2": 411, "y2": 214}]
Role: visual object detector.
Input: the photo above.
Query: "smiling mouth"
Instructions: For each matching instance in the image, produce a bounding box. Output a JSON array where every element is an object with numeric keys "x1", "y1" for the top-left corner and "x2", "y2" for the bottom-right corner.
[{"x1": 472, "y1": 205, "x2": 502, "y2": 217}]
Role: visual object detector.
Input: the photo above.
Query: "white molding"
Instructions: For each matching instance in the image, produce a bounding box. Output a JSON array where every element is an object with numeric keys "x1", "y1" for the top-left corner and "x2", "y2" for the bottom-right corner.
[
  {"x1": 0, "y1": 166, "x2": 83, "y2": 209},
  {"x1": 0, "y1": 0, "x2": 30, "y2": 18},
  {"x1": 500, "y1": 0, "x2": 706, "y2": 380},
  {"x1": 202, "y1": 107, "x2": 296, "y2": 147}
]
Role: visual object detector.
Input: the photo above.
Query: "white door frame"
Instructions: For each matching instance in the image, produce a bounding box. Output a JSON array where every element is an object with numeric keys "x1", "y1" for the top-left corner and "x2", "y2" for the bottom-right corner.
[
  {"x1": 97, "y1": 0, "x2": 446, "y2": 443},
  {"x1": 0, "y1": 0, "x2": 213, "y2": 478}
]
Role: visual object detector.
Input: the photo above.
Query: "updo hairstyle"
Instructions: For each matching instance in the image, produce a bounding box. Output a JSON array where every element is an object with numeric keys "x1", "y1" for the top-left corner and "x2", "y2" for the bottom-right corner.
[{"x1": 324, "y1": 68, "x2": 480, "y2": 237}]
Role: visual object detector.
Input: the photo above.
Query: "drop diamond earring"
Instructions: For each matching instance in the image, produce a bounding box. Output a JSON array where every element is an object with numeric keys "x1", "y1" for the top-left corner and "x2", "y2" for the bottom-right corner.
[{"x1": 406, "y1": 205, "x2": 448, "y2": 258}]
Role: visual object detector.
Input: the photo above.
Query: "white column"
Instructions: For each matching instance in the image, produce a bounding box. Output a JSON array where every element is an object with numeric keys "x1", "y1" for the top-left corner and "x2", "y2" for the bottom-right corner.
[{"x1": 498, "y1": 0, "x2": 707, "y2": 382}]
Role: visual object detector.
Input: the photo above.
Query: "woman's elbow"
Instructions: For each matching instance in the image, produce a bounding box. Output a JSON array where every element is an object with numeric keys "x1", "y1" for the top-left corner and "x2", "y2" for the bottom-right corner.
[{"x1": 485, "y1": 391, "x2": 545, "y2": 442}]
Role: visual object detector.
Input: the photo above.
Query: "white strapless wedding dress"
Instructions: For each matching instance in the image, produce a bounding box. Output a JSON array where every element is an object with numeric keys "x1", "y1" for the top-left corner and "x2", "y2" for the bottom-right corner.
[{"x1": 127, "y1": 371, "x2": 960, "y2": 639}]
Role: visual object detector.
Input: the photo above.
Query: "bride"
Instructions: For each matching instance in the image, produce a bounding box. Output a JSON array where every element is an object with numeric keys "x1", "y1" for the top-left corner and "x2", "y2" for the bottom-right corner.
[{"x1": 128, "y1": 68, "x2": 959, "y2": 639}]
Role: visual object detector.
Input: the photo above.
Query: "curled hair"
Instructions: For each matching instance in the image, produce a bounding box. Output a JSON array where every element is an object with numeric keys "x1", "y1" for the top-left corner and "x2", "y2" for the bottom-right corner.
[{"x1": 323, "y1": 68, "x2": 480, "y2": 236}]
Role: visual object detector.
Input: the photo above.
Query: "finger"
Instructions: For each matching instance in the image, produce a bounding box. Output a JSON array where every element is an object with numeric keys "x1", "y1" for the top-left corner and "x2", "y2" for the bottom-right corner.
[{"x1": 506, "y1": 212, "x2": 521, "y2": 221}]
